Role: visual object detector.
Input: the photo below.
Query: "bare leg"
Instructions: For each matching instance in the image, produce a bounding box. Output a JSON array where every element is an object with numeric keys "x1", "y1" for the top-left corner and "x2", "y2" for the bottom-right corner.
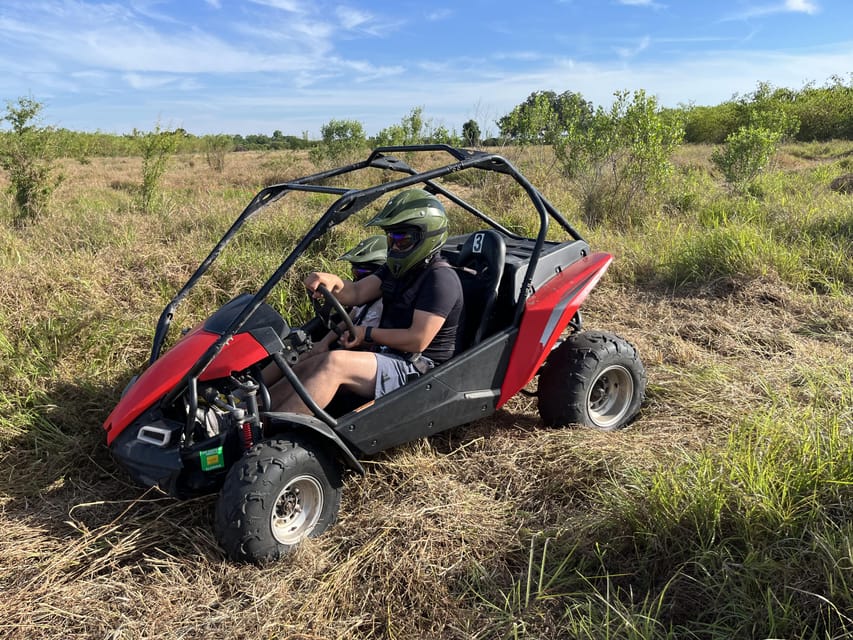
[{"x1": 270, "y1": 350, "x2": 378, "y2": 414}]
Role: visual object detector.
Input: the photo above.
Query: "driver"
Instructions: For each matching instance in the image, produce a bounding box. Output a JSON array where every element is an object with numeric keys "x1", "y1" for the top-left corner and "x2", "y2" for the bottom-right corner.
[{"x1": 270, "y1": 189, "x2": 464, "y2": 413}]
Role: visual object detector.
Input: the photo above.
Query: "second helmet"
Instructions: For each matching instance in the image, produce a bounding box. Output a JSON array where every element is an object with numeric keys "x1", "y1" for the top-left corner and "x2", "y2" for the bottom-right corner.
[{"x1": 339, "y1": 235, "x2": 388, "y2": 266}]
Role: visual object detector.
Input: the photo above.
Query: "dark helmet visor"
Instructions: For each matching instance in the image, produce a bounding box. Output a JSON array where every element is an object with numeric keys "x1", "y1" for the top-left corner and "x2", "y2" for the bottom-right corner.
[
  {"x1": 386, "y1": 228, "x2": 421, "y2": 253},
  {"x1": 351, "y1": 263, "x2": 381, "y2": 280}
]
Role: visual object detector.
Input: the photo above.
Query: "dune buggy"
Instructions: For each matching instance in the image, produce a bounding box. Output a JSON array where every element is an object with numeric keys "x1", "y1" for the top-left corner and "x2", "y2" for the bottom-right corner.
[{"x1": 103, "y1": 144, "x2": 646, "y2": 563}]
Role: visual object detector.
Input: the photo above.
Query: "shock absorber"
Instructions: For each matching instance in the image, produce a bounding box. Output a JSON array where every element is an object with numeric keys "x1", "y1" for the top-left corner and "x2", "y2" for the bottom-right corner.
[
  {"x1": 240, "y1": 418, "x2": 255, "y2": 450},
  {"x1": 229, "y1": 377, "x2": 262, "y2": 451}
]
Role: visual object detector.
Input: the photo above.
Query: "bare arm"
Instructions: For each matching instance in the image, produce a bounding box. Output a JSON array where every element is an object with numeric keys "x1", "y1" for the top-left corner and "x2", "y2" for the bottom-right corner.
[
  {"x1": 304, "y1": 271, "x2": 382, "y2": 307},
  {"x1": 340, "y1": 309, "x2": 445, "y2": 353}
]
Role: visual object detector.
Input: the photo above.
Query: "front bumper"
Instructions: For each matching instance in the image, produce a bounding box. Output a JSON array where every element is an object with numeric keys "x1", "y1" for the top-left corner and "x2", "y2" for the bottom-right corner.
[{"x1": 110, "y1": 410, "x2": 237, "y2": 498}]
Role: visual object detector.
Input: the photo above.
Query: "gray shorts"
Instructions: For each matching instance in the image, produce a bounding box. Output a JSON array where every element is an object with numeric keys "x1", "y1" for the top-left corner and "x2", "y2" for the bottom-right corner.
[{"x1": 374, "y1": 353, "x2": 434, "y2": 398}]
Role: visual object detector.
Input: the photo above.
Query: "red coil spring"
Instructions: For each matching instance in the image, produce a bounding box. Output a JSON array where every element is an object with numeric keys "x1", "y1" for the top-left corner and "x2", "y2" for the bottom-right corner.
[{"x1": 241, "y1": 421, "x2": 254, "y2": 449}]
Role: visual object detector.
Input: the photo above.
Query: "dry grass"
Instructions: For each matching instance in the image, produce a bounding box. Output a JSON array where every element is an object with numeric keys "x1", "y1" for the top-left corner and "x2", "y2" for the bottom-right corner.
[{"x1": 1, "y1": 145, "x2": 851, "y2": 639}]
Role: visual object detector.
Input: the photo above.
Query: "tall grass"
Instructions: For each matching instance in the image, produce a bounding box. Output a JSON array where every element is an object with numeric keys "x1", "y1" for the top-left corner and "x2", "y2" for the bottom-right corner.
[
  {"x1": 466, "y1": 364, "x2": 852, "y2": 639},
  {"x1": 1, "y1": 144, "x2": 851, "y2": 639}
]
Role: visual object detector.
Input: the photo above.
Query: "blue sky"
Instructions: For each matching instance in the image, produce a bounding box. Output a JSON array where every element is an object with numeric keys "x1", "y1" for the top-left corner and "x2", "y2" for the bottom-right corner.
[{"x1": 1, "y1": 0, "x2": 850, "y2": 137}]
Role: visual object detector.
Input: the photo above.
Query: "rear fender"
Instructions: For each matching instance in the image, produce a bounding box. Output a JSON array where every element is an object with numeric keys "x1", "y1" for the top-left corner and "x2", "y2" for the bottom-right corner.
[
  {"x1": 263, "y1": 412, "x2": 365, "y2": 475},
  {"x1": 497, "y1": 252, "x2": 612, "y2": 407}
]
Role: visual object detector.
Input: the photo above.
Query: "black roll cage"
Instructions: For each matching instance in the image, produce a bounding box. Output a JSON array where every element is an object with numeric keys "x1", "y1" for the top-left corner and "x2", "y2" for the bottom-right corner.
[{"x1": 154, "y1": 144, "x2": 585, "y2": 425}]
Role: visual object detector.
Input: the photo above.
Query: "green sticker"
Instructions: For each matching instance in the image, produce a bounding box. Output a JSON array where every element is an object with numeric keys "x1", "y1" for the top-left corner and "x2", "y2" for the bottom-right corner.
[{"x1": 200, "y1": 446, "x2": 225, "y2": 471}]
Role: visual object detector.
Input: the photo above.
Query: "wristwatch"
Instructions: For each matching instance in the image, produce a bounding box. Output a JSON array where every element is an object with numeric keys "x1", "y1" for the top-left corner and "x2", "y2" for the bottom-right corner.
[{"x1": 364, "y1": 326, "x2": 374, "y2": 343}]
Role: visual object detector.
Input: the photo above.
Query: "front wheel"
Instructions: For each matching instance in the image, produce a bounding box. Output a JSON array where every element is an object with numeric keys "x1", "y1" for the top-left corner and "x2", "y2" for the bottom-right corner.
[
  {"x1": 215, "y1": 436, "x2": 343, "y2": 563},
  {"x1": 538, "y1": 331, "x2": 646, "y2": 431}
]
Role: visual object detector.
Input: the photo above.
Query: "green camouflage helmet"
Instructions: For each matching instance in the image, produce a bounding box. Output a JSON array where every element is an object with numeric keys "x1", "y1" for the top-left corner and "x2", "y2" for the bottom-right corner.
[
  {"x1": 365, "y1": 189, "x2": 448, "y2": 278},
  {"x1": 339, "y1": 235, "x2": 387, "y2": 266}
]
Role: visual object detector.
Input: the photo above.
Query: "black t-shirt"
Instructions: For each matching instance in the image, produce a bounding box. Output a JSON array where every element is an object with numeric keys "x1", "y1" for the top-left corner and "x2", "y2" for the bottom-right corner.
[{"x1": 374, "y1": 258, "x2": 464, "y2": 364}]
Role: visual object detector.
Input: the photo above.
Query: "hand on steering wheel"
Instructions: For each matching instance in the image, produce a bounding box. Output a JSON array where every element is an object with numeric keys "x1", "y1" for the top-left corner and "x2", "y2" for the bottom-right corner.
[{"x1": 310, "y1": 284, "x2": 357, "y2": 341}]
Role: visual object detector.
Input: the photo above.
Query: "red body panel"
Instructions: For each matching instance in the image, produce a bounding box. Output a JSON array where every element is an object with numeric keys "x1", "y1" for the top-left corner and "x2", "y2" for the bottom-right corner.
[
  {"x1": 103, "y1": 326, "x2": 270, "y2": 445},
  {"x1": 497, "y1": 252, "x2": 612, "y2": 407}
]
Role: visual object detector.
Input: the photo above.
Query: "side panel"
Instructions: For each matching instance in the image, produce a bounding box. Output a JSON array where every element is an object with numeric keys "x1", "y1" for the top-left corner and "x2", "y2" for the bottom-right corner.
[
  {"x1": 497, "y1": 252, "x2": 612, "y2": 407},
  {"x1": 336, "y1": 330, "x2": 516, "y2": 455},
  {"x1": 104, "y1": 329, "x2": 269, "y2": 444}
]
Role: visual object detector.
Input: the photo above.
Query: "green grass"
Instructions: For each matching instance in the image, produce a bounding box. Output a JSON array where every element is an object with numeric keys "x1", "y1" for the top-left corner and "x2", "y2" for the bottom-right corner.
[
  {"x1": 1, "y1": 144, "x2": 851, "y2": 639},
  {"x1": 464, "y1": 364, "x2": 852, "y2": 639}
]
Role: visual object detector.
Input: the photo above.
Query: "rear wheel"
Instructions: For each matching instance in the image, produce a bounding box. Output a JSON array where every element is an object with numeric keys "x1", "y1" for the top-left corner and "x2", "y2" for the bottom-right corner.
[
  {"x1": 215, "y1": 436, "x2": 342, "y2": 563},
  {"x1": 538, "y1": 331, "x2": 646, "y2": 430}
]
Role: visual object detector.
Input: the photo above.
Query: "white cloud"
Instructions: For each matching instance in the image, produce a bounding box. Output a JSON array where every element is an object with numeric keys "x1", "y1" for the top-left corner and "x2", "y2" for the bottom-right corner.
[
  {"x1": 616, "y1": 36, "x2": 651, "y2": 59},
  {"x1": 247, "y1": 0, "x2": 306, "y2": 13},
  {"x1": 1, "y1": 0, "x2": 848, "y2": 138},
  {"x1": 336, "y1": 6, "x2": 373, "y2": 30},
  {"x1": 727, "y1": 0, "x2": 821, "y2": 20},
  {"x1": 425, "y1": 9, "x2": 453, "y2": 21},
  {"x1": 334, "y1": 6, "x2": 401, "y2": 37},
  {"x1": 785, "y1": 0, "x2": 819, "y2": 14},
  {"x1": 617, "y1": 0, "x2": 666, "y2": 8},
  {"x1": 0, "y1": 0, "x2": 362, "y2": 79}
]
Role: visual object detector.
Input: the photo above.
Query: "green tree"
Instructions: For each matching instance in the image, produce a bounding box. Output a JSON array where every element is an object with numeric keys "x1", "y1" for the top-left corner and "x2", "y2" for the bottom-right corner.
[
  {"x1": 0, "y1": 96, "x2": 63, "y2": 225},
  {"x1": 497, "y1": 90, "x2": 593, "y2": 143},
  {"x1": 792, "y1": 75, "x2": 853, "y2": 140},
  {"x1": 309, "y1": 118, "x2": 367, "y2": 168},
  {"x1": 462, "y1": 119, "x2": 481, "y2": 146},
  {"x1": 555, "y1": 90, "x2": 684, "y2": 227},
  {"x1": 374, "y1": 107, "x2": 460, "y2": 147}
]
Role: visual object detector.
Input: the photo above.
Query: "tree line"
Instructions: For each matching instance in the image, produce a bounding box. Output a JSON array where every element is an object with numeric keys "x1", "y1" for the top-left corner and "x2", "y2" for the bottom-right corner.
[
  {"x1": 1, "y1": 75, "x2": 850, "y2": 226},
  {"x1": 2, "y1": 75, "x2": 850, "y2": 158}
]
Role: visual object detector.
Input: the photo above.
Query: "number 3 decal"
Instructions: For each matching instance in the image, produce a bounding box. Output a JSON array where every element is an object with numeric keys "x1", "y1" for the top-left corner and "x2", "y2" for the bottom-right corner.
[{"x1": 472, "y1": 232, "x2": 484, "y2": 253}]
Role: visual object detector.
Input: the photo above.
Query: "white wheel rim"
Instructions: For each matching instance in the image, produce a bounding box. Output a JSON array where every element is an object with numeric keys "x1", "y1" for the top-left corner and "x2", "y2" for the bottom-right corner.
[
  {"x1": 270, "y1": 475, "x2": 324, "y2": 545},
  {"x1": 587, "y1": 364, "x2": 634, "y2": 429}
]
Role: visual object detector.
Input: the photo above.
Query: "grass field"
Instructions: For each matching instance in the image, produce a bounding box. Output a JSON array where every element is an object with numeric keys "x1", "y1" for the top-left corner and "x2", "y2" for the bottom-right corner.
[{"x1": 1, "y1": 143, "x2": 851, "y2": 639}]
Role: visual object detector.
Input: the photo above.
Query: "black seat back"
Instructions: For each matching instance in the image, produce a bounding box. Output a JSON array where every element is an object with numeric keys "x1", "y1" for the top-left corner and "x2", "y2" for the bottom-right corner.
[{"x1": 456, "y1": 230, "x2": 506, "y2": 348}]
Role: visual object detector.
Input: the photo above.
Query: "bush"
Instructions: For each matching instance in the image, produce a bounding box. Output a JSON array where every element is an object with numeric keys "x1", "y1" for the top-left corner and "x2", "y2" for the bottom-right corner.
[
  {"x1": 203, "y1": 134, "x2": 232, "y2": 172},
  {"x1": 309, "y1": 118, "x2": 367, "y2": 169},
  {"x1": 792, "y1": 75, "x2": 853, "y2": 141},
  {"x1": 134, "y1": 124, "x2": 179, "y2": 213},
  {"x1": 711, "y1": 126, "x2": 783, "y2": 191},
  {"x1": 373, "y1": 107, "x2": 460, "y2": 147},
  {"x1": 711, "y1": 88, "x2": 800, "y2": 193},
  {"x1": 0, "y1": 96, "x2": 63, "y2": 226},
  {"x1": 555, "y1": 90, "x2": 684, "y2": 228},
  {"x1": 681, "y1": 102, "x2": 741, "y2": 144}
]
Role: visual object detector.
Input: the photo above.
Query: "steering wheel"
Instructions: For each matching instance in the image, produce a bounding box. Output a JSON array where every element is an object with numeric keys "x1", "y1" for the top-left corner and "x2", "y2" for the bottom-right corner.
[{"x1": 310, "y1": 284, "x2": 357, "y2": 340}]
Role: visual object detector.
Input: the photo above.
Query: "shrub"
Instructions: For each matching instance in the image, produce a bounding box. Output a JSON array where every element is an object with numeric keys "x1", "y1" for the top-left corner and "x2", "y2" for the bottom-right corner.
[
  {"x1": 555, "y1": 90, "x2": 684, "y2": 228},
  {"x1": 711, "y1": 88, "x2": 800, "y2": 193},
  {"x1": 373, "y1": 107, "x2": 460, "y2": 147},
  {"x1": 681, "y1": 101, "x2": 741, "y2": 144},
  {"x1": 711, "y1": 125, "x2": 783, "y2": 191},
  {"x1": 792, "y1": 75, "x2": 853, "y2": 141},
  {"x1": 309, "y1": 118, "x2": 367, "y2": 169},
  {"x1": 133, "y1": 124, "x2": 179, "y2": 213},
  {"x1": 203, "y1": 134, "x2": 232, "y2": 172},
  {"x1": 0, "y1": 96, "x2": 63, "y2": 226},
  {"x1": 462, "y1": 119, "x2": 481, "y2": 147}
]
